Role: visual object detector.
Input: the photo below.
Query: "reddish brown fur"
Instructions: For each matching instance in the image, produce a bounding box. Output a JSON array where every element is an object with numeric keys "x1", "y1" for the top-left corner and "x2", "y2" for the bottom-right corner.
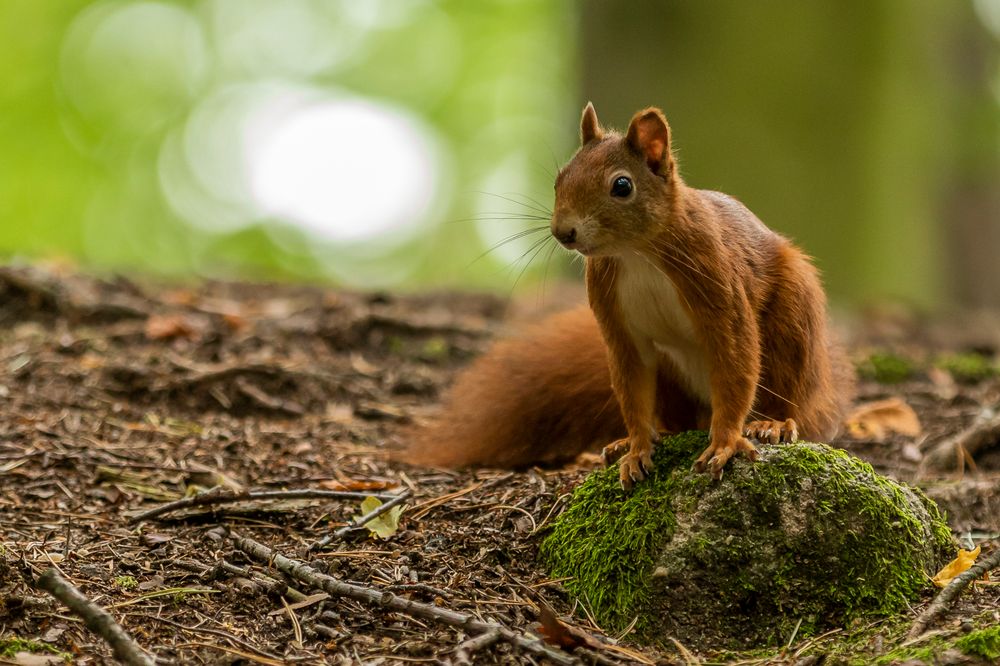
[
  {"x1": 402, "y1": 104, "x2": 853, "y2": 478},
  {"x1": 400, "y1": 307, "x2": 625, "y2": 468}
]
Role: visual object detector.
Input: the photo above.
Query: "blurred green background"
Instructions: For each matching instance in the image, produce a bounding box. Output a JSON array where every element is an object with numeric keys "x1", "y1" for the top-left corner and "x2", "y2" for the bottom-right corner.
[{"x1": 2, "y1": 1, "x2": 999, "y2": 308}]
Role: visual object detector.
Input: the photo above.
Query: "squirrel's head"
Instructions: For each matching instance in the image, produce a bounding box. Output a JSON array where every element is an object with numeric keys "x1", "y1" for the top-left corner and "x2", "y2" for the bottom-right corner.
[{"x1": 551, "y1": 103, "x2": 678, "y2": 257}]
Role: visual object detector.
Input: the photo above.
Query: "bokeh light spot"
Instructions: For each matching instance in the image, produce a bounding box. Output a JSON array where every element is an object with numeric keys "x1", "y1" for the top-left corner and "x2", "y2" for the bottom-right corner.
[
  {"x1": 60, "y1": 1, "x2": 208, "y2": 136},
  {"x1": 247, "y1": 98, "x2": 439, "y2": 243}
]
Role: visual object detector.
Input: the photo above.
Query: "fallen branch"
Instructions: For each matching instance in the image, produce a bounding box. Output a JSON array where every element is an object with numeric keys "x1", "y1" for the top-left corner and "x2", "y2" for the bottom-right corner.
[
  {"x1": 129, "y1": 487, "x2": 400, "y2": 523},
  {"x1": 920, "y1": 412, "x2": 1000, "y2": 474},
  {"x1": 161, "y1": 354, "x2": 343, "y2": 392},
  {"x1": 907, "y1": 544, "x2": 1000, "y2": 639},
  {"x1": 231, "y1": 533, "x2": 578, "y2": 665},
  {"x1": 309, "y1": 488, "x2": 413, "y2": 550},
  {"x1": 35, "y1": 568, "x2": 155, "y2": 666}
]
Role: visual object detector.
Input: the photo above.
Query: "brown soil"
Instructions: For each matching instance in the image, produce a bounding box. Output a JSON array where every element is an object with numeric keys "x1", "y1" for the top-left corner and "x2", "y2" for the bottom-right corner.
[{"x1": 1, "y1": 264, "x2": 998, "y2": 665}]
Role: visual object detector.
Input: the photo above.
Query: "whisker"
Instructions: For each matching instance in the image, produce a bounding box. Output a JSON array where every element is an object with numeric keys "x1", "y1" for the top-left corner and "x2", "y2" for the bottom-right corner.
[
  {"x1": 508, "y1": 236, "x2": 554, "y2": 295},
  {"x1": 443, "y1": 213, "x2": 552, "y2": 226},
  {"x1": 631, "y1": 250, "x2": 703, "y2": 314},
  {"x1": 542, "y1": 142, "x2": 561, "y2": 181},
  {"x1": 503, "y1": 234, "x2": 553, "y2": 276},
  {"x1": 748, "y1": 408, "x2": 780, "y2": 422},
  {"x1": 649, "y1": 236, "x2": 728, "y2": 292},
  {"x1": 755, "y1": 382, "x2": 800, "y2": 409},
  {"x1": 502, "y1": 191, "x2": 553, "y2": 216},
  {"x1": 641, "y1": 241, "x2": 716, "y2": 307},
  {"x1": 474, "y1": 190, "x2": 552, "y2": 217},
  {"x1": 468, "y1": 226, "x2": 550, "y2": 267},
  {"x1": 537, "y1": 239, "x2": 560, "y2": 307},
  {"x1": 531, "y1": 157, "x2": 556, "y2": 184}
]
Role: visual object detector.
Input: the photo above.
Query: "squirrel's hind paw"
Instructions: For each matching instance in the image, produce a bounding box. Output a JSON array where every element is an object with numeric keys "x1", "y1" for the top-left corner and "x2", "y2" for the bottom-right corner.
[
  {"x1": 601, "y1": 438, "x2": 630, "y2": 466},
  {"x1": 744, "y1": 418, "x2": 798, "y2": 445}
]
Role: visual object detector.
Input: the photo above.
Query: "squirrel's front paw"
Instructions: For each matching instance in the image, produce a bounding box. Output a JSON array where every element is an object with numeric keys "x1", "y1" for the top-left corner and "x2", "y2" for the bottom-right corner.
[
  {"x1": 618, "y1": 443, "x2": 654, "y2": 490},
  {"x1": 693, "y1": 435, "x2": 758, "y2": 480}
]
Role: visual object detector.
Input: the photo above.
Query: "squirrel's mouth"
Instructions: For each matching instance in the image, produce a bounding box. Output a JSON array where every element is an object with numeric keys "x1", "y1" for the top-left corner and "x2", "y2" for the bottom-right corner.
[{"x1": 559, "y1": 240, "x2": 587, "y2": 255}]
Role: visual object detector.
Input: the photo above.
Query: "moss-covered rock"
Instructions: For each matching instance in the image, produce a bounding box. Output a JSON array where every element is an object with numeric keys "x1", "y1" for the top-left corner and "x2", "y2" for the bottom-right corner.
[{"x1": 540, "y1": 432, "x2": 954, "y2": 650}]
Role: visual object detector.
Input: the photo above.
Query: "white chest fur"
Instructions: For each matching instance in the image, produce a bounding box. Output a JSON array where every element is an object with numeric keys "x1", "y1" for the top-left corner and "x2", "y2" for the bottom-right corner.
[{"x1": 615, "y1": 254, "x2": 712, "y2": 402}]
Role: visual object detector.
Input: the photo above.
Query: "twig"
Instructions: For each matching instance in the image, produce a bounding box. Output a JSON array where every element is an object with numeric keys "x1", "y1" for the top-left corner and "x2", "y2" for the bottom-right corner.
[
  {"x1": 454, "y1": 629, "x2": 502, "y2": 665},
  {"x1": 35, "y1": 568, "x2": 155, "y2": 666},
  {"x1": 175, "y1": 558, "x2": 309, "y2": 602},
  {"x1": 907, "y1": 545, "x2": 1000, "y2": 639},
  {"x1": 309, "y1": 489, "x2": 413, "y2": 550},
  {"x1": 385, "y1": 582, "x2": 454, "y2": 600},
  {"x1": 409, "y1": 481, "x2": 483, "y2": 520},
  {"x1": 231, "y1": 533, "x2": 579, "y2": 665},
  {"x1": 129, "y1": 487, "x2": 400, "y2": 523}
]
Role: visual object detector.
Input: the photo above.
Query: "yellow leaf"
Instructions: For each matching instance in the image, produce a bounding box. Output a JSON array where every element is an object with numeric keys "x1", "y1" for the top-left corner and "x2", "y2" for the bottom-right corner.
[
  {"x1": 845, "y1": 397, "x2": 922, "y2": 441},
  {"x1": 359, "y1": 496, "x2": 403, "y2": 539},
  {"x1": 932, "y1": 546, "x2": 980, "y2": 588}
]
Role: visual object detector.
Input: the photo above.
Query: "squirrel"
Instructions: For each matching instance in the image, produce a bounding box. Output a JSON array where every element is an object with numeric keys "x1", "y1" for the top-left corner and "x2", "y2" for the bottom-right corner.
[{"x1": 401, "y1": 103, "x2": 854, "y2": 488}]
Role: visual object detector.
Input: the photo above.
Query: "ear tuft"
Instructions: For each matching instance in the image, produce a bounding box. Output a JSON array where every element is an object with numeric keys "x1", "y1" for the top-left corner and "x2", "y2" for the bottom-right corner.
[
  {"x1": 625, "y1": 107, "x2": 672, "y2": 176},
  {"x1": 580, "y1": 102, "x2": 604, "y2": 145}
]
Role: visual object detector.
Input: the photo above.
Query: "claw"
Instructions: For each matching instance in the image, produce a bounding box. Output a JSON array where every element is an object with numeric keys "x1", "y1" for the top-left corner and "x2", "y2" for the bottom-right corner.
[
  {"x1": 745, "y1": 418, "x2": 799, "y2": 446},
  {"x1": 694, "y1": 435, "x2": 758, "y2": 480},
  {"x1": 602, "y1": 438, "x2": 630, "y2": 466},
  {"x1": 618, "y1": 439, "x2": 655, "y2": 491}
]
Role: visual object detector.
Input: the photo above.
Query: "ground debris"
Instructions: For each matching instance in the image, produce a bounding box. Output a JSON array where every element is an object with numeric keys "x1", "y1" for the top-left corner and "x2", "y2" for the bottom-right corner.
[{"x1": 1, "y1": 265, "x2": 999, "y2": 664}]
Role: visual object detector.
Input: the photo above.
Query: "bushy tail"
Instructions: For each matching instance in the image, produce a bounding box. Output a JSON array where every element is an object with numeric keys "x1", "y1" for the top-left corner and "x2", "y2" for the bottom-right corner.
[{"x1": 397, "y1": 306, "x2": 625, "y2": 468}]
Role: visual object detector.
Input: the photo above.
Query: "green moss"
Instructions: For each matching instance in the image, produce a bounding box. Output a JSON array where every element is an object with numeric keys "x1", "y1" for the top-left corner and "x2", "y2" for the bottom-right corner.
[
  {"x1": 420, "y1": 336, "x2": 449, "y2": 361},
  {"x1": 935, "y1": 352, "x2": 998, "y2": 384},
  {"x1": 539, "y1": 431, "x2": 704, "y2": 629},
  {"x1": 868, "y1": 626, "x2": 1000, "y2": 665},
  {"x1": 114, "y1": 575, "x2": 138, "y2": 590},
  {"x1": 871, "y1": 641, "x2": 941, "y2": 666},
  {"x1": 957, "y1": 625, "x2": 1000, "y2": 660},
  {"x1": 0, "y1": 637, "x2": 69, "y2": 660},
  {"x1": 540, "y1": 432, "x2": 954, "y2": 650},
  {"x1": 857, "y1": 352, "x2": 915, "y2": 384}
]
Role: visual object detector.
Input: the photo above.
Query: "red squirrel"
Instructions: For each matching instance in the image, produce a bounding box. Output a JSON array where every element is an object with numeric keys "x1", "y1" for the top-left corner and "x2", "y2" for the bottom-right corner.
[{"x1": 403, "y1": 103, "x2": 853, "y2": 488}]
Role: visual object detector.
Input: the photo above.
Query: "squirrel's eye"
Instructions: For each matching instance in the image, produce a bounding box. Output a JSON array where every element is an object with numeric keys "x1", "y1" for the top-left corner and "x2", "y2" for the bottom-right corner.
[{"x1": 610, "y1": 176, "x2": 633, "y2": 198}]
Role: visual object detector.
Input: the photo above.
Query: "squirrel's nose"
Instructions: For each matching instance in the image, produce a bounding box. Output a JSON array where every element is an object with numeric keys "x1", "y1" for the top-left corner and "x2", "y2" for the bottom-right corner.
[{"x1": 555, "y1": 227, "x2": 577, "y2": 245}]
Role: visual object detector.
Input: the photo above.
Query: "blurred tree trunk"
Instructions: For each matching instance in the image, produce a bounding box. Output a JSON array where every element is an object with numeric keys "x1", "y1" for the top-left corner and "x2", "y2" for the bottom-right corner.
[
  {"x1": 943, "y1": 3, "x2": 1000, "y2": 309},
  {"x1": 578, "y1": 0, "x2": 1000, "y2": 310}
]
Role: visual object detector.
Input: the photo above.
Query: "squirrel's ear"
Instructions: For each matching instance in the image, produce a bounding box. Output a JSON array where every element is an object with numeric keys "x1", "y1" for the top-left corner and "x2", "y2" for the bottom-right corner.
[
  {"x1": 580, "y1": 102, "x2": 603, "y2": 145},
  {"x1": 626, "y1": 107, "x2": 673, "y2": 177}
]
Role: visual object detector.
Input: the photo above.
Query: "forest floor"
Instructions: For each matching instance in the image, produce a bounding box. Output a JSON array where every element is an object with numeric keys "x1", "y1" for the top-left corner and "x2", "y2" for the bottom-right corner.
[{"x1": 1, "y1": 264, "x2": 999, "y2": 665}]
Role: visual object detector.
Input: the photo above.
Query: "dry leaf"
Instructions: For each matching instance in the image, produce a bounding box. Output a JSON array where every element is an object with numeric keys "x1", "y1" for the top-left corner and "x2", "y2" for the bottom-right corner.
[
  {"x1": 145, "y1": 313, "x2": 198, "y2": 341},
  {"x1": 359, "y1": 496, "x2": 403, "y2": 539},
  {"x1": 350, "y1": 353, "x2": 379, "y2": 376},
  {"x1": 324, "y1": 403, "x2": 355, "y2": 425},
  {"x1": 222, "y1": 312, "x2": 248, "y2": 331},
  {"x1": 12, "y1": 653, "x2": 64, "y2": 666},
  {"x1": 186, "y1": 464, "x2": 244, "y2": 492},
  {"x1": 537, "y1": 604, "x2": 585, "y2": 650},
  {"x1": 161, "y1": 289, "x2": 197, "y2": 306},
  {"x1": 932, "y1": 545, "x2": 980, "y2": 588},
  {"x1": 536, "y1": 605, "x2": 655, "y2": 664},
  {"x1": 845, "y1": 397, "x2": 922, "y2": 441}
]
